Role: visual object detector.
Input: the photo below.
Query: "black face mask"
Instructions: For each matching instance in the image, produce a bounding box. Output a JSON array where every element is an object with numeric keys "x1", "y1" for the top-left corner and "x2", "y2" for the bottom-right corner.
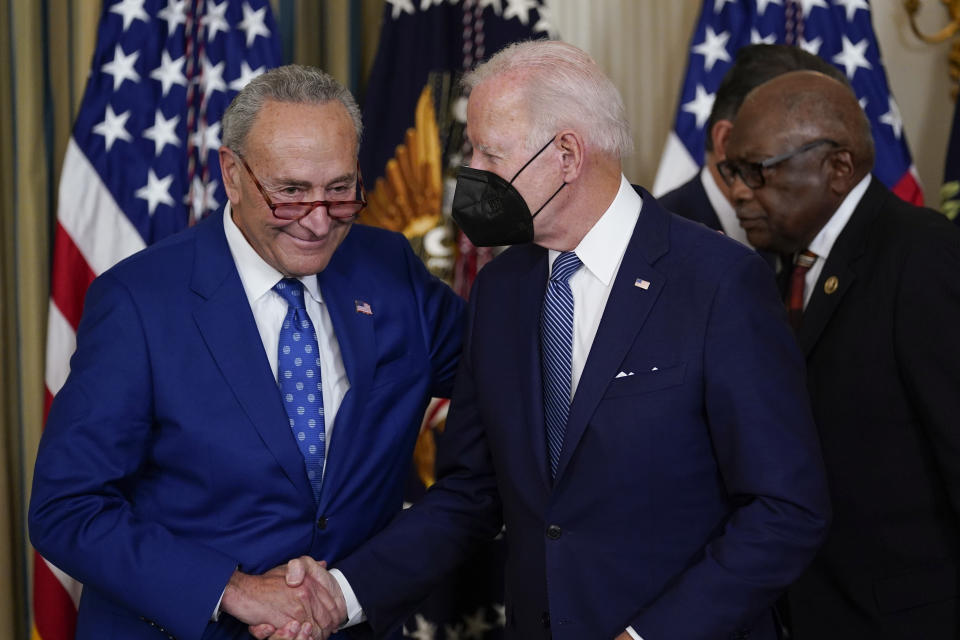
[{"x1": 451, "y1": 137, "x2": 567, "y2": 247}]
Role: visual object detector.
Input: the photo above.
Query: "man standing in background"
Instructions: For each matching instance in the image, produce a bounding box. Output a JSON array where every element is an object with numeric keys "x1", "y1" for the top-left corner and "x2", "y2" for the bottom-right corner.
[
  {"x1": 660, "y1": 43, "x2": 849, "y2": 254},
  {"x1": 723, "y1": 70, "x2": 960, "y2": 639}
]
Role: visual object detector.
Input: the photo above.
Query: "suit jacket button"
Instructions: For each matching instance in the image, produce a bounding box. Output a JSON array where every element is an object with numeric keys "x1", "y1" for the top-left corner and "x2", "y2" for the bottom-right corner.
[
  {"x1": 546, "y1": 524, "x2": 562, "y2": 540},
  {"x1": 317, "y1": 516, "x2": 328, "y2": 529},
  {"x1": 540, "y1": 611, "x2": 551, "y2": 628}
]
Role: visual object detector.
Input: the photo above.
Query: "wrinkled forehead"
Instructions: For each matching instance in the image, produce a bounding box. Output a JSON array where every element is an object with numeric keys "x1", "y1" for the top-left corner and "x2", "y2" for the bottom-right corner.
[
  {"x1": 466, "y1": 79, "x2": 529, "y2": 145},
  {"x1": 728, "y1": 104, "x2": 796, "y2": 159}
]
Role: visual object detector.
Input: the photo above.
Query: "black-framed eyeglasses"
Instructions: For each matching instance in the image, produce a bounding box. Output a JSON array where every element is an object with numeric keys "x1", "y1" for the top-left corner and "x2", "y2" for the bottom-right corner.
[
  {"x1": 235, "y1": 153, "x2": 367, "y2": 221},
  {"x1": 716, "y1": 138, "x2": 840, "y2": 189}
]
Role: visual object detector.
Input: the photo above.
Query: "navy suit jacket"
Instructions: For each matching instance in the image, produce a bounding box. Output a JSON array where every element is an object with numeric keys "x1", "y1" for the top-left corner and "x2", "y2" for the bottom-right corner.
[
  {"x1": 785, "y1": 179, "x2": 960, "y2": 639},
  {"x1": 29, "y1": 213, "x2": 464, "y2": 640},
  {"x1": 337, "y1": 188, "x2": 830, "y2": 640},
  {"x1": 659, "y1": 173, "x2": 724, "y2": 232}
]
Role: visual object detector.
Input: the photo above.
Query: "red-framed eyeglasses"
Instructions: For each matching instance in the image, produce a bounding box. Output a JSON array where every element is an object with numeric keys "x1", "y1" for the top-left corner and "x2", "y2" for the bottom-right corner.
[{"x1": 236, "y1": 153, "x2": 367, "y2": 221}]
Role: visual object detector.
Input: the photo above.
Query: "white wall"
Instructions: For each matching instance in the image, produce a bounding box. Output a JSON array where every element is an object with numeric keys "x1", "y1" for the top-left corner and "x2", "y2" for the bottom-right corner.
[{"x1": 550, "y1": 0, "x2": 955, "y2": 205}]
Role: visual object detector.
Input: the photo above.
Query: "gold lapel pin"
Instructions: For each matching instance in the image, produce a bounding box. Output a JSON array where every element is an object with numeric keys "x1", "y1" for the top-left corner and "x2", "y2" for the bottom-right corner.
[{"x1": 824, "y1": 276, "x2": 839, "y2": 295}]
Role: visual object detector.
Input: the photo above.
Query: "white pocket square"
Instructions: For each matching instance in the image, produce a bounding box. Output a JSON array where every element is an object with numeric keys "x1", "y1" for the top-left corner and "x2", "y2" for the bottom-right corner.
[{"x1": 615, "y1": 371, "x2": 635, "y2": 378}]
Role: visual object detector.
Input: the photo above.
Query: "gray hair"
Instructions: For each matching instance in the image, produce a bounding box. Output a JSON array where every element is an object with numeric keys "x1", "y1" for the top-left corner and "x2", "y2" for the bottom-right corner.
[
  {"x1": 463, "y1": 40, "x2": 633, "y2": 158},
  {"x1": 222, "y1": 64, "x2": 363, "y2": 154}
]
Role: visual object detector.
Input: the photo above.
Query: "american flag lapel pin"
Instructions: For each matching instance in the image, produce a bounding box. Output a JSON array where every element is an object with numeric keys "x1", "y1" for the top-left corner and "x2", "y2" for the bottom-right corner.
[
  {"x1": 355, "y1": 299, "x2": 373, "y2": 316},
  {"x1": 634, "y1": 278, "x2": 650, "y2": 290}
]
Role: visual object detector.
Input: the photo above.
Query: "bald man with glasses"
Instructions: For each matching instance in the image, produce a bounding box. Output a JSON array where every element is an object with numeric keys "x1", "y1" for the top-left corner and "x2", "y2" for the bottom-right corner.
[{"x1": 724, "y1": 70, "x2": 960, "y2": 640}]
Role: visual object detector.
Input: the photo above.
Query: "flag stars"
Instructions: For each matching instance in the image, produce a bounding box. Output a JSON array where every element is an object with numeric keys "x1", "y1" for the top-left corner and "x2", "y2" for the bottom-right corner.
[
  {"x1": 238, "y1": 2, "x2": 271, "y2": 47},
  {"x1": 879, "y1": 96, "x2": 903, "y2": 139},
  {"x1": 797, "y1": 0, "x2": 828, "y2": 18},
  {"x1": 387, "y1": 0, "x2": 415, "y2": 19},
  {"x1": 157, "y1": 0, "x2": 187, "y2": 35},
  {"x1": 101, "y1": 44, "x2": 141, "y2": 91},
  {"x1": 200, "y1": 55, "x2": 228, "y2": 100},
  {"x1": 109, "y1": 0, "x2": 149, "y2": 31},
  {"x1": 751, "y1": 28, "x2": 776, "y2": 45},
  {"x1": 755, "y1": 0, "x2": 782, "y2": 15},
  {"x1": 93, "y1": 104, "x2": 133, "y2": 151},
  {"x1": 799, "y1": 36, "x2": 823, "y2": 56},
  {"x1": 461, "y1": 607, "x2": 494, "y2": 638},
  {"x1": 832, "y1": 35, "x2": 872, "y2": 79},
  {"x1": 532, "y1": 4, "x2": 558, "y2": 38},
  {"x1": 683, "y1": 84, "x2": 715, "y2": 129},
  {"x1": 504, "y1": 0, "x2": 538, "y2": 25},
  {"x1": 404, "y1": 614, "x2": 437, "y2": 640},
  {"x1": 835, "y1": 0, "x2": 868, "y2": 22},
  {"x1": 478, "y1": 0, "x2": 503, "y2": 17},
  {"x1": 188, "y1": 177, "x2": 219, "y2": 219},
  {"x1": 229, "y1": 60, "x2": 266, "y2": 92},
  {"x1": 150, "y1": 50, "x2": 187, "y2": 96},
  {"x1": 143, "y1": 109, "x2": 181, "y2": 156},
  {"x1": 692, "y1": 26, "x2": 731, "y2": 72},
  {"x1": 204, "y1": 0, "x2": 231, "y2": 41},
  {"x1": 135, "y1": 169, "x2": 175, "y2": 215},
  {"x1": 714, "y1": 0, "x2": 735, "y2": 12},
  {"x1": 191, "y1": 120, "x2": 222, "y2": 157}
]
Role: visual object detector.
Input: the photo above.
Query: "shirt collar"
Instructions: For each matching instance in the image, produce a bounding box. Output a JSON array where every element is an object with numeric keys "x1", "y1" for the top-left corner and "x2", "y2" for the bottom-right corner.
[
  {"x1": 700, "y1": 165, "x2": 750, "y2": 246},
  {"x1": 550, "y1": 174, "x2": 642, "y2": 285},
  {"x1": 807, "y1": 174, "x2": 871, "y2": 261},
  {"x1": 222, "y1": 204, "x2": 324, "y2": 306}
]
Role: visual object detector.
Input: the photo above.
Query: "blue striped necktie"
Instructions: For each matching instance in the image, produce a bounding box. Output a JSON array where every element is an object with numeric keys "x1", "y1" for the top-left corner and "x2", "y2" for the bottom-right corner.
[
  {"x1": 541, "y1": 251, "x2": 582, "y2": 479},
  {"x1": 273, "y1": 278, "x2": 325, "y2": 501}
]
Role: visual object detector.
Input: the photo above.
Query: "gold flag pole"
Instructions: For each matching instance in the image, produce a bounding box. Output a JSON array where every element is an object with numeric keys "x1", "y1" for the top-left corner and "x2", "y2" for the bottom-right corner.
[{"x1": 904, "y1": 0, "x2": 960, "y2": 95}]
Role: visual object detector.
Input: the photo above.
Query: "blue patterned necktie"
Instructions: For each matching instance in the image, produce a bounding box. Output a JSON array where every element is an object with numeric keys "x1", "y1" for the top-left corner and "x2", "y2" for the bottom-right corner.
[
  {"x1": 541, "y1": 251, "x2": 582, "y2": 479},
  {"x1": 273, "y1": 278, "x2": 325, "y2": 501}
]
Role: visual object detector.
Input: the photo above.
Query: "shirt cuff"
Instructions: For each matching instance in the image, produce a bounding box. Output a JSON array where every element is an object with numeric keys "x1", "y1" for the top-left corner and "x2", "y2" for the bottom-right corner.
[
  {"x1": 329, "y1": 568, "x2": 366, "y2": 628},
  {"x1": 626, "y1": 626, "x2": 644, "y2": 640},
  {"x1": 211, "y1": 582, "x2": 229, "y2": 621}
]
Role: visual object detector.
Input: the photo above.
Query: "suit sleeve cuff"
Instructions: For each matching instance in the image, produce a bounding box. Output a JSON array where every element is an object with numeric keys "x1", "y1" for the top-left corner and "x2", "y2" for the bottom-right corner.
[
  {"x1": 329, "y1": 568, "x2": 366, "y2": 628},
  {"x1": 626, "y1": 626, "x2": 644, "y2": 640}
]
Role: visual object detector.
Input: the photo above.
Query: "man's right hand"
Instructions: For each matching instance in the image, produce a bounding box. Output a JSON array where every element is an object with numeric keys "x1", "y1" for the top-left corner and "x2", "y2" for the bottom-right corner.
[{"x1": 221, "y1": 567, "x2": 341, "y2": 640}]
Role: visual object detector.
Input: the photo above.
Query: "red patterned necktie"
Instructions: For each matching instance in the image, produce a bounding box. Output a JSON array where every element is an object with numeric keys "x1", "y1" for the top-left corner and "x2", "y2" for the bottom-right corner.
[{"x1": 787, "y1": 250, "x2": 817, "y2": 331}]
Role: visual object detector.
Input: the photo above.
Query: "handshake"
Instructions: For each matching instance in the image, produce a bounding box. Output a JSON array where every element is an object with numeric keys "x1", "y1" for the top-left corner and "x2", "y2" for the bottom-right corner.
[{"x1": 221, "y1": 556, "x2": 348, "y2": 640}]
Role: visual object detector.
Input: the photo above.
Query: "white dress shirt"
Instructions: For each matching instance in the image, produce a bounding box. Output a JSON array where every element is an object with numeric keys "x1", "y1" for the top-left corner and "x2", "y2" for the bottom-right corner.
[
  {"x1": 700, "y1": 165, "x2": 751, "y2": 247},
  {"x1": 549, "y1": 174, "x2": 642, "y2": 397},
  {"x1": 802, "y1": 174, "x2": 871, "y2": 308},
  {"x1": 222, "y1": 204, "x2": 350, "y2": 457}
]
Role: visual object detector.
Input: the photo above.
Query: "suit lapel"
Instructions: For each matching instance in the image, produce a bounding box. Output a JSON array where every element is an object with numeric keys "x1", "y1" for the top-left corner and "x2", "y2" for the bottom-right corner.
[
  {"x1": 555, "y1": 188, "x2": 669, "y2": 481},
  {"x1": 798, "y1": 179, "x2": 881, "y2": 356},
  {"x1": 314, "y1": 239, "x2": 375, "y2": 509},
  {"x1": 507, "y1": 247, "x2": 552, "y2": 488},
  {"x1": 190, "y1": 215, "x2": 314, "y2": 502}
]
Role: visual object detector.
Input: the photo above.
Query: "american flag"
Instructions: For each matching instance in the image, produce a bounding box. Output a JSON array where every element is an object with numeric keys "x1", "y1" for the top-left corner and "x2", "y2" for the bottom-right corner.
[
  {"x1": 35, "y1": 1, "x2": 280, "y2": 638},
  {"x1": 652, "y1": 0, "x2": 923, "y2": 206}
]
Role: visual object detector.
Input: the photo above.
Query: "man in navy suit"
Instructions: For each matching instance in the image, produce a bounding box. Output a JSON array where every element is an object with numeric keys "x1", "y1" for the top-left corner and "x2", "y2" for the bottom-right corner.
[
  {"x1": 300, "y1": 41, "x2": 831, "y2": 640},
  {"x1": 660, "y1": 44, "x2": 848, "y2": 255},
  {"x1": 723, "y1": 70, "x2": 960, "y2": 640},
  {"x1": 29, "y1": 65, "x2": 464, "y2": 640}
]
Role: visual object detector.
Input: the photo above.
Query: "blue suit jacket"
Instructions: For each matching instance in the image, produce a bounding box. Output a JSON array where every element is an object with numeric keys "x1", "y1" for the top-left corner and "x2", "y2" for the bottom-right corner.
[
  {"x1": 337, "y1": 188, "x2": 830, "y2": 640},
  {"x1": 29, "y1": 213, "x2": 464, "y2": 640}
]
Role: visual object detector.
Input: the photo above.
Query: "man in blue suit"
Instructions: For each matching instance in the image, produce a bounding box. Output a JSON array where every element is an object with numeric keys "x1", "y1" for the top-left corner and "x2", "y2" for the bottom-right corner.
[
  {"x1": 29, "y1": 65, "x2": 464, "y2": 640},
  {"x1": 303, "y1": 41, "x2": 831, "y2": 640}
]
